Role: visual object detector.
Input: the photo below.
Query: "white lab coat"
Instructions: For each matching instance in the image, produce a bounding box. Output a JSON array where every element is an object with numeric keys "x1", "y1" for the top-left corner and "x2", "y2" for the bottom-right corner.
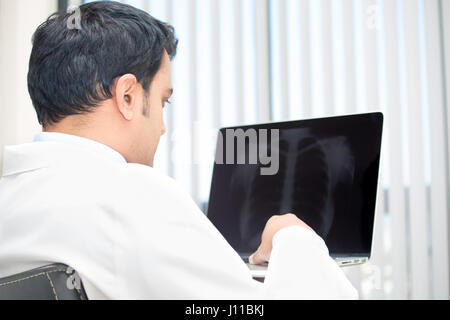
[{"x1": 0, "y1": 135, "x2": 358, "y2": 299}]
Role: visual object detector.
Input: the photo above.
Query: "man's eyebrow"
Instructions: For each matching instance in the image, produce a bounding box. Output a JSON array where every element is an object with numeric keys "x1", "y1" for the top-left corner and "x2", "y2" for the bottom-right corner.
[{"x1": 166, "y1": 88, "x2": 174, "y2": 97}]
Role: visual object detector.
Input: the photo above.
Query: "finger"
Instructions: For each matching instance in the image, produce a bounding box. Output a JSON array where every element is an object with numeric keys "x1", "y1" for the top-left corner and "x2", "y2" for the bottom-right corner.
[
  {"x1": 249, "y1": 253, "x2": 256, "y2": 265},
  {"x1": 249, "y1": 250, "x2": 268, "y2": 265},
  {"x1": 248, "y1": 253, "x2": 257, "y2": 265}
]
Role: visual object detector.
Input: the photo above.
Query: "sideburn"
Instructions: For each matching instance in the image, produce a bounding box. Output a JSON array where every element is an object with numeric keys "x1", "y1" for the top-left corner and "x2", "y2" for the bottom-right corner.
[{"x1": 142, "y1": 91, "x2": 150, "y2": 117}]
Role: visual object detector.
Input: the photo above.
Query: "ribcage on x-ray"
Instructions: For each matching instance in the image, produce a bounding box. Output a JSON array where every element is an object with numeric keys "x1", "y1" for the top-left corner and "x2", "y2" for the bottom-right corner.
[
  {"x1": 290, "y1": 137, "x2": 330, "y2": 231},
  {"x1": 239, "y1": 139, "x2": 289, "y2": 248},
  {"x1": 234, "y1": 132, "x2": 355, "y2": 249},
  {"x1": 248, "y1": 139, "x2": 289, "y2": 214}
]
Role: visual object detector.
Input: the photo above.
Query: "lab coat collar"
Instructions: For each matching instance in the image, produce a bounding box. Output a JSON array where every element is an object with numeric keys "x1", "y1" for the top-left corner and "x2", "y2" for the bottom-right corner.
[
  {"x1": 2, "y1": 136, "x2": 127, "y2": 177},
  {"x1": 33, "y1": 132, "x2": 127, "y2": 165}
]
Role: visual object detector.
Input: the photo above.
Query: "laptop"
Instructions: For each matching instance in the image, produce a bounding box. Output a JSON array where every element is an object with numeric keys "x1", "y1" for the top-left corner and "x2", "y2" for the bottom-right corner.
[{"x1": 206, "y1": 112, "x2": 384, "y2": 279}]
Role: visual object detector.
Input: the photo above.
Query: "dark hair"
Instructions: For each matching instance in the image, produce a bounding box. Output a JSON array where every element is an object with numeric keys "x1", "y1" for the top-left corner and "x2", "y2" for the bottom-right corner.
[{"x1": 28, "y1": 1, "x2": 178, "y2": 126}]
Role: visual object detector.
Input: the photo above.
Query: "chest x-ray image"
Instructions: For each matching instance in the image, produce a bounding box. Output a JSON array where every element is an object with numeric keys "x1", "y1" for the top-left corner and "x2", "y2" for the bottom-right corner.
[
  {"x1": 207, "y1": 114, "x2": 383, "y2": 256},
  {"x1": 230, "y1": 129, "x2": 356, "y2": 252}
]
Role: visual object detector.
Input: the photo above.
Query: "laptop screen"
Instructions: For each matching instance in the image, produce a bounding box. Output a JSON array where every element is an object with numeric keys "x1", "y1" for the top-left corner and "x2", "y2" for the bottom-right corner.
[{"x1": 206, "y1": 113, "x2": 383, "y2": 258}]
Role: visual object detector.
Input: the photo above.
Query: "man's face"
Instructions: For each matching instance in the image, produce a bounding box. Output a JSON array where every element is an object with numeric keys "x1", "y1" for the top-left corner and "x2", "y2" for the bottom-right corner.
[{"x1": 132, "y1": 51, "x2": 173, "y2": 167}]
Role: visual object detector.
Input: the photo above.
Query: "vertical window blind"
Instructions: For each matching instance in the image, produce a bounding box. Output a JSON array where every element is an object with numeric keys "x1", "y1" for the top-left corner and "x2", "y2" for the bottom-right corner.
[{"x1": 84, "y1": 0, "x2": 450, "y2": 300}]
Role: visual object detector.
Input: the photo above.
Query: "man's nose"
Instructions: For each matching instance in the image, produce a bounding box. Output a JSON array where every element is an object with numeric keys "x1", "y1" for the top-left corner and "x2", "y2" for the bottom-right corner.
[{"x1": 161, "y1": 123, "x2": 167, "y2": 136}]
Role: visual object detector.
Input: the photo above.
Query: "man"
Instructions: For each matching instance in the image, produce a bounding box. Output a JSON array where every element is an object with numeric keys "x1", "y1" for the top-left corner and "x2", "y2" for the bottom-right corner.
[{"x1": 0, "y1": 2, "x2": 357, "y2": 299}]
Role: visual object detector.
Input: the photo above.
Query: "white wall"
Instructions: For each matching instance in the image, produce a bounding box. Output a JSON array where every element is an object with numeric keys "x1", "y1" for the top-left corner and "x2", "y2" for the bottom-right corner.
[{"x1": 0, "y1": 0, "x2": 57, "y2": 175}]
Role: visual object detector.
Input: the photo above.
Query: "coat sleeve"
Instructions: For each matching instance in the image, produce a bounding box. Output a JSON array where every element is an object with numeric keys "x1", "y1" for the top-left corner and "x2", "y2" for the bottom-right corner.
[{"x1": 114, "y1": 165, "x2": 359, "y2": 300}]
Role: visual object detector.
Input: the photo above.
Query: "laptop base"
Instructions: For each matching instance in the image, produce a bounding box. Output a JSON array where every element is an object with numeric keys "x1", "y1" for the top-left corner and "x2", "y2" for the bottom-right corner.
[{"x1": 247, "y1": 257, "x2": 369, "y2": 279}]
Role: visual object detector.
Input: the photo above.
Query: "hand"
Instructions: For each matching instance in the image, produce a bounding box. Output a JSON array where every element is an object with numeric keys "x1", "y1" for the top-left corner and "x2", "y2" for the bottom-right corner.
[{"x1": 248, "y1": 213, "x2": 315, "y2": 265}]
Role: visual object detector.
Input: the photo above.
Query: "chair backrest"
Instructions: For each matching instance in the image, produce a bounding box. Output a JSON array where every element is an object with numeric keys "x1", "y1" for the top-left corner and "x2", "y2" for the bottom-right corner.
[{"x1": 0, "y1": 263, "x2": 88, "y2": 300}]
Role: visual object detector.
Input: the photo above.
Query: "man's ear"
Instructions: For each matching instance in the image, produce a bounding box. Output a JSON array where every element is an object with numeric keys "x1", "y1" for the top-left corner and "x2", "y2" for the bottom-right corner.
[{"x1": 113, "y1": 74, "x2": 139, "y2": 121}]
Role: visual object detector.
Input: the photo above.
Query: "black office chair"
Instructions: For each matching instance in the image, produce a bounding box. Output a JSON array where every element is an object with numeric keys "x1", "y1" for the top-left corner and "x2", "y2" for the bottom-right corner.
[{"x1": 0, "y1": 263, "x2": 88, "y2": 300}]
